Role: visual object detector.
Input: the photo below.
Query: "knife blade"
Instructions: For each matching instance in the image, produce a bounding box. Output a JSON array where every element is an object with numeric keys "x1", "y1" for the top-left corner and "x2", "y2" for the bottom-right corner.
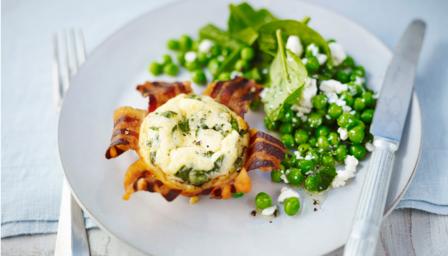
[
  {"x1": 344, "y1": 19, "x2": 426, "y2": 256},
  {"x1": 371, "y1": 19, "x2": 426, "y2": 143}
]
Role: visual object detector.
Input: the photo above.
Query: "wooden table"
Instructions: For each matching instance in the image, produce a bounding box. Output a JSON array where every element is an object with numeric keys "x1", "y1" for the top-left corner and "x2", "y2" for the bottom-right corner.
[{"x1": 2, "y1": 209, "x2": 447, "y2": 255}]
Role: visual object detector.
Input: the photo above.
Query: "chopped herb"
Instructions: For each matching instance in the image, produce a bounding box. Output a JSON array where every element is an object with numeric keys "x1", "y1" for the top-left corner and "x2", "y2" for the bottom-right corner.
[
  {"x1": 239, "y1": 129, "x2": 248, "y2": 136},
  {"x1": 230, "y1": 116, "x2": 239, "y2": 131},
  {"x1": 187, "y1": 94, "x2": 201, "y2": 100},
  {"x1": 175, "y1": 166, "x2": 192, "y2": 182},
  {"x1": 189, "y1": 170, "x2": 208, "y2": 186},
  {"x1": 149, "y1": 126, "x2": 160, "y2": 131},
  {"x1": 234, "y1": 156, "x2": 243, "y2": 169},
  {"x1": 172, "y1": 125, "x2": 178, "y2": 132},
  {"x1": 149, "y1": 151, "x2": 156, "y2": 164},
  {"x1": 232, "y1": 192, "x2": 244, "y2": 198},
  {"x1": 161, "y1": 111, "x2": 178, "y2": 118},
  {"x1": 204, "y1": 151, "x2": 214, "y2": 157},
  {"x1": 178, "y1": 118, "x2": 190, "y2": 134},
  {"x1": 209, "y1": 155, "x2": 225, "y2": 173}
]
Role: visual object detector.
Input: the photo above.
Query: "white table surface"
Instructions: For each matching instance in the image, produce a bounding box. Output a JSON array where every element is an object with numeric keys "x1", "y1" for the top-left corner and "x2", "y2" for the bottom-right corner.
[
  {"x1": 3, "y1": 209, "x2": 448, "y2": 255},
  {"x1": 2, "y1": 0, "x2": 448, "y2": 255}
]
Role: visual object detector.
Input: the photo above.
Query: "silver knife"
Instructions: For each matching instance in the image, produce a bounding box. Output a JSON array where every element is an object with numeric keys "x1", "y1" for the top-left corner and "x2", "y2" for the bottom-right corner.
[{"x1": 344, "y1": 20, "x2": 426, "y2": 256}]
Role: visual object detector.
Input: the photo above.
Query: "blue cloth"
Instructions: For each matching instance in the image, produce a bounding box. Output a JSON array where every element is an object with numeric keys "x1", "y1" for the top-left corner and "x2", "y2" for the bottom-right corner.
[{"x1": 2, "y1": 0, "x2": 447, "y2": 238}]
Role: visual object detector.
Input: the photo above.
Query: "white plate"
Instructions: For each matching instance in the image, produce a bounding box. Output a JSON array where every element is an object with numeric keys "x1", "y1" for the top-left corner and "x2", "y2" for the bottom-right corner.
[{"x1": 58, "y1": 0, "x2": 422, "y2": 255}]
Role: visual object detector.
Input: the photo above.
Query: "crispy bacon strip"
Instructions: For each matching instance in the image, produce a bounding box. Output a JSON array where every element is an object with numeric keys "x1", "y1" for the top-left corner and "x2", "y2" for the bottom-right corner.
[
  {"x1": 203, "y1": 77, "x2": 262, "y2": 117},
  {"x1": 123, "y1": 160, "x2": 181, "y2": 202},
  {"x1": 209, "y1": 168, "x2": 251, "y2": 199},
  {"x1": 105, "y1": 107, "x2": 147, "y2": 159},
  {"x1": 245, "y1": 129, "x2": 286, "y2": 172},
  {"x1": 136, "y1": 81, "x2": 192, "y2": 112}
]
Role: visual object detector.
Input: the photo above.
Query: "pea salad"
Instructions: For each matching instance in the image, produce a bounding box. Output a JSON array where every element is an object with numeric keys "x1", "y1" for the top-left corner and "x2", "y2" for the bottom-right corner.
[{"x1": 147, "y1": 2, "x2": 376, "y2": 218}]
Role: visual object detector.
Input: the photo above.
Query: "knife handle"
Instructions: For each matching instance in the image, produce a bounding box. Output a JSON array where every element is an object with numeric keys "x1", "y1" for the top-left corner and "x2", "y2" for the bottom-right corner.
[{"x1": 344, "y1": 138, "x2": 398, "y2": 256}]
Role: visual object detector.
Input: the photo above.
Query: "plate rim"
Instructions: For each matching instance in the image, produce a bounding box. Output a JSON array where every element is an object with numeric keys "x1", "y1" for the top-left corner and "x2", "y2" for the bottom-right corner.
[{"x1": 57, "y1": 0, "x2": 423, "y2": 255}]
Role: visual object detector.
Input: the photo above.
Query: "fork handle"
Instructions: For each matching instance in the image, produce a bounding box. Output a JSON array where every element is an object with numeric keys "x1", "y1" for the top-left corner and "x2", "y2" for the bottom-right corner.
[{"x1": 344, "y1": 138, "x2": 398, "y2": 256}]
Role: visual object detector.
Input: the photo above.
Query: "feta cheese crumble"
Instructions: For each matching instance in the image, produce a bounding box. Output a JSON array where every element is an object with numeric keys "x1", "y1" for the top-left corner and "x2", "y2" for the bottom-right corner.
[
  {"x1": 261, "y1": 205, "x2": 278, "y2": 216},
  {"x1": 338, "y1": 127, "x2": 348, "y2": 140},
  {"x1": 316, "y1": 53, "x2": 328, "y2": 65},
  {"x1": 332, "y1": 155, "x2": 359, "y2": 188},
  {"x1": 320, "y1": 79, "x2": 348, "y2": 94},
  {"x1": 366, "y1": 142, "x2": 374, "y2": 152},
  {"x1": 307, "y1": 43, "x2": 319, "y2": 56},
  {"x1": 184, "y1": 51, "x2": 197, "y2": 63},
  {"x1": 278, "y1": 187, "x2": 300, "y2": 203},
  {"x1": 292, "y1": 78, "x2": 317, "y2": 114},
  {"x1": 329, "y1": 42, "x2": 347, "y2": 66},
  {"x1": 286, "y1": 35, "x2": 303, "y2": 57},
  {"x1": 198, "y1": 39, "x2": 213, "y2": 53}
]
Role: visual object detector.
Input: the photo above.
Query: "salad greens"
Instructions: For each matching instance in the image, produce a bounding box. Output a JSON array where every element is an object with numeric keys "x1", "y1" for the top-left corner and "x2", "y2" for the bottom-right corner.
[
  {"x1": 258, "y1": 19, "x2": 331, "y2": 62},
  {"x1": 147, "y1": 2, "x2": 377, "y2": 216},
  {"x1": 262, "y1": 29, "x2": 307, "y2": 121}
]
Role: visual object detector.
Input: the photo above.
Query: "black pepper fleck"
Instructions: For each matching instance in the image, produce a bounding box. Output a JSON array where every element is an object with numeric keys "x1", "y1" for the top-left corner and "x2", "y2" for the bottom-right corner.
[{"x1": 250, "y1": 210, "x2": 257, "y2": 217}]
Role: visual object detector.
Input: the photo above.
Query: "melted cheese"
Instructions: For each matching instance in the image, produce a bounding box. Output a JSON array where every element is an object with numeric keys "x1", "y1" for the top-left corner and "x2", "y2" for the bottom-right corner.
[{"x1": 139, "y1": 94, "x2": 247, "y2": 185}]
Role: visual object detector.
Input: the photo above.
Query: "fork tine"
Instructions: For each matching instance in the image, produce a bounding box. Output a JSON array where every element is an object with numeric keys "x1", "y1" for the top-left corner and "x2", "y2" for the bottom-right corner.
[
  {"x1": 70, "y1": 29, "x2": 80, "y2": 73},
  {"x1": 53, "y1": 34, "x2": 64, "y2": 109},
  {"x1": 77, "y1": 29, "x2": 87, "y2": 64}
]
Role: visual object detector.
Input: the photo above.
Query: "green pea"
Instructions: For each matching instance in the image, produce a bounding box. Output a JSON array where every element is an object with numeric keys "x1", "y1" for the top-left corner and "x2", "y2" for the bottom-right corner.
[
  {"x1": 353, "y1": 97, "x2": 366, "y2": 111},
  {"x1": 350, "y1": 73, "x2": 361, "y2": 82},
  {"x1": 281, "y1": 134, "x2": 295, "y2": 148},
  {"x1": 207, "y1": 59, "x2": 220, "y2": 75},
  {"x1": 361, "y1": 109, "x2": 374, "y2": 123},
  {"x1": 288, "y1": 154, "x2": 299, "y2": 167},
  {"x1": 350, "y1": 144, "x2": 367, "y2": 160},
  {"x1": 348, "y1": 126, "x2": 365, "y2": 144},
  {"x1": 167, "y1": 39, "x2": 180, "y2": 51},
  {"x1": 271, "y1": 170, "x2": 283, "y2": 183},
  {"x1": 308, "y1": 137, "x2": 317, "y2": 146},
  {"x1": 317, "y1": 136, "x2": 330, "y2": 150},
  {"x1": 287, "y1": 168, "x2": 304, "y2": 186},
  {"x1": 235, "y1": 59, "x2": 250, "y2": 71},
  {"x1": 191, "y1": 70, "x2": 207, "y2": 85},
  {"x1": 316, "y1": 126, "x2": 330, "y2": 137},
  {"x1": 148, "y1": 62, "x2": 163, "y2": 76},
  {"x1": 312, "y1": 94, "x2": 328, "y2": 110},
  {"x1": 281, "y1": 108, "x2": 294, "y2": 123},
  {"x1": 321, "y1": 154, "x2": 335, "y2": 166},
  {"x1": 179, "y1": 35, "x2": 193, "y2": 51},
  {"x1": 362, "y1": 91, "x2": 375, "y2": 107},
  {"x1": 279, "y1": 122, "x2": 293, "y2": 134},
  {"x1": 304, "y1": 175, "x2": 319, "y2": 192},
  {"x1": 297, "y1": 159, "x2": 315, "y2": 174},
  {"x1": 255, "y1": 192, "x2": 272, "y2": 209},
  {"x1": 163, "y1": 63, "x2": 179, "y2": 76},
  {"x1": 291, "y1": 116, "x2": 301, "y2": 128},
  {"x1": 294, "y1": 130, "x2": 309, "y2": 144},
  {"x1": 335, "y1": 144, "x2": 348, "y2": 162},
  {"x1": 308, "y1": 113, "x2": 323, "y2": 128},
  {"x1": 341, "y1": 92, "x2": 354, "y2": 106},
  {"x1": 284, "y1": 197, "x2": 301, "y2": 216},
  {"x1": 337, "y1": 112, "x2": 356, "y2": 129},
  {"x1": 264, "y1": 116, "x2": 278, "y2": 131},
  {"x1": 186, "y1": 60, "x2": 200, "y2": 71},
  {"x1": 353, "y1": 66, "x2": 366, "y2": 77},
  {"x1": 306, "y1": 56, "x2": 320, "y2": 74},
  {"x1": 297, "y1": 144, "x2": 311, "y2": 155},
  {"x1": 341, "y1": 56, "x2": 355, "y2": 68},
  {"x1": 217, "y1": 72, "x2": 231, "y2": 81},
  {"x1": 197, "y1": 52, "x2": 209, "y2": 65},
  {"x1": 327, "y1": 103, "x2": 343, "y2": 119},
  {"x1": 176, "y1": 52, "x2": 186, "y2": 66},
  {"x1": 245, "y1": 68, "x2": 262, "y2": 82},
  {"x1": 336, "y1": 70, "x2": 350, "y2": 83},
  {"x1": 241, "y1": 47, "x2": 255, "y2": 60},
  {"x1": 328, "y1": 132, "x2": 339, "y2": 145}
]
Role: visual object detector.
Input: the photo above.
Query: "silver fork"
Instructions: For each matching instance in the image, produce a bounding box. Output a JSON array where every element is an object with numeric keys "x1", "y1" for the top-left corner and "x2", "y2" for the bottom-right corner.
[{"x1": 53, "y1": 29, "x2": 91, "y2": 256}]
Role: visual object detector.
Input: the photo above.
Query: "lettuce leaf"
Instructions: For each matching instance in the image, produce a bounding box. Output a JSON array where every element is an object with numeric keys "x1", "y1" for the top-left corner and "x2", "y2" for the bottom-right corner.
[{"x1": 262, "y1": 29, "x2": 308, "y2": 121}]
